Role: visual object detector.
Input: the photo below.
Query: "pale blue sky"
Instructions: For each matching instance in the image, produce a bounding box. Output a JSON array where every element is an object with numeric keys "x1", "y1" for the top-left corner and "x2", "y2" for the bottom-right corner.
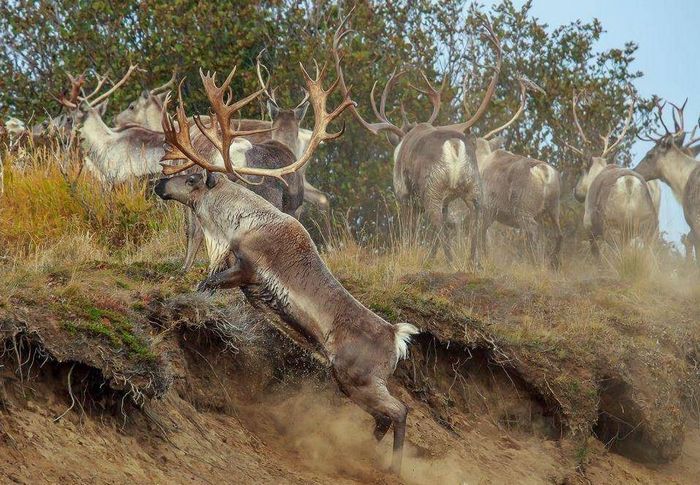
[{"x1": 485, "y1": 0, "x2": 699, "y2": 243}]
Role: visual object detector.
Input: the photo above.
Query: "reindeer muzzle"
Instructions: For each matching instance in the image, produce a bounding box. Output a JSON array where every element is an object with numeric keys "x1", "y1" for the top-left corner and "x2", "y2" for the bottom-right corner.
[{"x1": 153, "y1": 178, "x2": 172, "y2": 200}]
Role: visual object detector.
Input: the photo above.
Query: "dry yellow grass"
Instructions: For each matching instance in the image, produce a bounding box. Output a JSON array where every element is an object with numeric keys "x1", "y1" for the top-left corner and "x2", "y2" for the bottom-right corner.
[{"x1": 0, "y1": 145, "x2": 182, "y2": 259}]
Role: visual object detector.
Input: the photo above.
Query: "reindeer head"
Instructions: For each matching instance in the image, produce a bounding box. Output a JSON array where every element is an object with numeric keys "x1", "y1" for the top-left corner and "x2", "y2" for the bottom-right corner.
[
  {"x1": 114, "y1": 71, "x2": 175, "y2": 127},
  {"x1": 256, "y1": 53, "x2": 310, "y2": 154},
  {"x1": 154, "y1": 171, "x2": 220, "y2": 207},
  {"x1": 574, "y1": 156, "x2": 608, "y2": 202},
  {"x1": 634, "y1": 99, "x2": 698, "y2": 181},
  {"x1": 566, "y1": 86, "x2": 636, "y2": 201}
]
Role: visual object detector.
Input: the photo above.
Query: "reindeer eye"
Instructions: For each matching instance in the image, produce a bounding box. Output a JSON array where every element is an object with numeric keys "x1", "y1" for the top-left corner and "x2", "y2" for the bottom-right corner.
[
  {"x1": 186, "y1": 175, "x2": 197, "y2": 186},
  {"x1": 128, "y1": 103, "x2": 135, "y2": 110}
]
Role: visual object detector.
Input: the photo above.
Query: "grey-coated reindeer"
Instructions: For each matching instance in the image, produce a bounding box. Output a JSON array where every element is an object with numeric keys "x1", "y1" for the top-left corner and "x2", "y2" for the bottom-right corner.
[
  {"x1": 333, "y1": 11, "x2": 503, "y2": 266},
  {"x1": 634, "y1": 100, "x2": 700, "y2": 264},
  {"x1": 568, "y1": 88, "x2": 660, "y2": 256}
]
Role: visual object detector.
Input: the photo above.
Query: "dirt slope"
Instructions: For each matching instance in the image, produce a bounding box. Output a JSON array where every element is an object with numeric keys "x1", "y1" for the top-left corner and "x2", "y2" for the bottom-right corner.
[{"x1": 0, "y1": 263, "x2": 698, "y2": 484}]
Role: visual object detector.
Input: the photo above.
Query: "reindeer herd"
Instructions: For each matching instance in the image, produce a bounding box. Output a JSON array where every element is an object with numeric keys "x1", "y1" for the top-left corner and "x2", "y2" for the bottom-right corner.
[{"x1": 1, "y1": 10, "x2": 700, "y2": 474}]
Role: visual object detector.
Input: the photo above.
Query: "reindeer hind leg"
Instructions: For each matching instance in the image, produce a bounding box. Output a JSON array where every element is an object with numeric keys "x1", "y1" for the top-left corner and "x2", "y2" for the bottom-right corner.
[
  {"x1": 345, "y1": 378, "x2": 408, "y2": 474},
  {"x1": 373, "y1": 413, "x2": 392, "y2": 442}
]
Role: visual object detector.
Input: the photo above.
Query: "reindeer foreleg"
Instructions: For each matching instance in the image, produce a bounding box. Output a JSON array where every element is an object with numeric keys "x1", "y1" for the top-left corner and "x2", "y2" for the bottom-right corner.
[{"x1": 197, "y1": 255, "x2": 248, "y2": 291}]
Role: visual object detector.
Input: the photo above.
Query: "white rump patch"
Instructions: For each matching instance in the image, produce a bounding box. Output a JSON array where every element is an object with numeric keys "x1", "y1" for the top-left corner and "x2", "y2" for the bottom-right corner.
[
  {"x1": 394, "y1": 322, "x2": 419, "y2": 363},
  {"x1": 530, "y1": 163, "x2": 556, "y2": 184},
  {"x1": 441, "y1": 139, "x2": 468, "y2": 187}
]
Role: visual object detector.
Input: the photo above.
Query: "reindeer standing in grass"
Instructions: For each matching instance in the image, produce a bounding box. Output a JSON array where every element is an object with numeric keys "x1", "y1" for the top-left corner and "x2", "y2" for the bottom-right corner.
[
  {"x1": 333, "y1": 12, "x2": 502, "y2": 266},
  {"x1": 568, "y1": 89, "x2": 660, "y2": 257},
  {"x1": 471, "y1": 77, "x2": 563, "y2": 267},
  {"x1": 634, "y1": 101, "x2": 700, "y2": 264},
  {"x1": 154, "y1": 54, "x2": 418, "y2": 474},
  {"x1": 57, "y1": 65, "x2": 174, "y2": 183}
]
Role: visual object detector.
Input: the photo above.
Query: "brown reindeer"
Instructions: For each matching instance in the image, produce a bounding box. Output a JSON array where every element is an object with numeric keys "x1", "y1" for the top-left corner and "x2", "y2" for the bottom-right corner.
[
  {"x1": 333, "y1": 12, "x2": 502, "y2": 265},
  {"x1": 472, "y1": 77, "x2": 563, "y2": 267},
  {"x1": 569, "y1": 88, "x2": 659, "y2": 256},
  {"x1": 172, "y1": 61, "x2": 308, "y2": 271},
  {"x1": 113, "y1": 69, "x2": 333, "y2": 229},
  {"x1": 634, "y1": 101, "x2": 700, "y2": 263},
  {"x1": 155, "y1": 56, "x2": 418, "y2": 474}
]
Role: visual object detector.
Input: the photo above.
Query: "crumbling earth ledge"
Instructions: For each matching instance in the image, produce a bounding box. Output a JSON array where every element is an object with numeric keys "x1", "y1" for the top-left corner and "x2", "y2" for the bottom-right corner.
[{"x1": 0, "y1": 264, "x2": 697, "y2": 472}]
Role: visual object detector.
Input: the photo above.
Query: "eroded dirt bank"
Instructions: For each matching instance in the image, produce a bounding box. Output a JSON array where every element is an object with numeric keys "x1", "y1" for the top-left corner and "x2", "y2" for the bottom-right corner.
[{"x1": 0, "y1": 264, "x2": 698, "y2": 484}]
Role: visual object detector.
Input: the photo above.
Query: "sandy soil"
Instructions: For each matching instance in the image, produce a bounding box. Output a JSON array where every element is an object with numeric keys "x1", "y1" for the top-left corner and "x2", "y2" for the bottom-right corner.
[{"x1": 1, "y1": 358, "x2": 698, "y2": 485}]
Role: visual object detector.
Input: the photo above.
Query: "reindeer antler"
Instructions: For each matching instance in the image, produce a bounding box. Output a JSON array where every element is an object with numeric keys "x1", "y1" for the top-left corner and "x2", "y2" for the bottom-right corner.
[
  {"x1": 59, "y1": 71, "x2": 86, "y2": 108},
  {"x1": 161, "y1": 60, "x2": 355, "y2": 185},
  {"x1": 571, "y1": 88, "x2": 590, "y2": 146},
  {"x1": 150, "y1": 69, "x2": 177, "y2": 96},
  {"x1": 332, "y1": 6, "x2": 406, "y2": 138},
  {"x1": 599, "y1": 86, "x2": 636, "y2": 158},
  {"x1": 483, "y1": 75, "x2": 545, "y2": 139},
  {"x1": 685, "y1": 115, "x2": 700, "y2": 149},
  {"x1": 58, "y1": 65, "x2": 137, "y2": 110},
  {"x1": 407, "y1": 71, "x2": 448, "y2": 125},
  {"x1": 161, "y1": 68, "x2": 273, "y2": 179},
  {"x1": 440, "y1": 16, "x2": 502, "y2": 133},
  {"x1": 566, "y1": 85, "x2": 635, "y2": 159},
  {"x1": 256, "y1": 49, "x2": 278, "y2": 106},
  {"x1": 637, "y1": 97, "x2": 690, "y2": 144}
]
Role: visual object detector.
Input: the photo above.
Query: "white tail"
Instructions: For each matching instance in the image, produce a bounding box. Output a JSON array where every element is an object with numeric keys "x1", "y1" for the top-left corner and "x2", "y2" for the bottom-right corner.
[{"x1": 394, "y1": 322, "x2": 419, "y2": 362}]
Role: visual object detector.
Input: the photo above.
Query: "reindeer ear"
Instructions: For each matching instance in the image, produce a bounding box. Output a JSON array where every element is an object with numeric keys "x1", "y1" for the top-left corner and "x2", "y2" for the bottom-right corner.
[
  {"x1": 205, "y1": 171, "x2": 218, "y2": 189},
  {"x1": 294, "y1": 101, "x2": 309, "y2": 122},
  {"x1": 384, "y1": 133, "x2": 401, "y2": 147},
  {"x1": 267, "y1": 100, "x2": 280, "y2": 120},
  {"x1": 488, "y1": 136, "x2": 505, "y2": 151},
  {"x1": 95, "y1": 100, "x2": 108, "y2": 116},
  {"x1": 141, "y1": 89, "x2": 150, "y2": 99}
]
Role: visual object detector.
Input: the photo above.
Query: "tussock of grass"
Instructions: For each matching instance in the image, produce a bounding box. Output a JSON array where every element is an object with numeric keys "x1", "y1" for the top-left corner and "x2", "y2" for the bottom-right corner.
[{"x1": 0, "y1": 146, "x2": 182, "y2": 257}]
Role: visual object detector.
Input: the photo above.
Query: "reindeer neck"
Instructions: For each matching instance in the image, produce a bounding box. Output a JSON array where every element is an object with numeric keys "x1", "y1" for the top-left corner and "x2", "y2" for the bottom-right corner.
[
  {"x1": 81, "y1": 113, "x2": 114, "y2": 144},
  {"x1": 658, "y1": 148, "x2": 699, "y2": 200},
  {"x1": 145, "y1": 105, "x2": 163, "y2": 131}
]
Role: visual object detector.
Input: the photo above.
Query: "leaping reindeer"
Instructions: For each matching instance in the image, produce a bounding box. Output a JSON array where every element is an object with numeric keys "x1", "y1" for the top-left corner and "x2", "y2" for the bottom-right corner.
[
  {"x1": 155, "y1": 56, "x2": 418, "y2": 474},
  {"x1": 634, "y1": 100, "x2": 700, "y2": 263},
  {"x1": 569, "y1": 88, "x2": 659, "y2": 256},
  {"x1": 333, "y1": 12, "x2": 503, "y2": 265}
]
